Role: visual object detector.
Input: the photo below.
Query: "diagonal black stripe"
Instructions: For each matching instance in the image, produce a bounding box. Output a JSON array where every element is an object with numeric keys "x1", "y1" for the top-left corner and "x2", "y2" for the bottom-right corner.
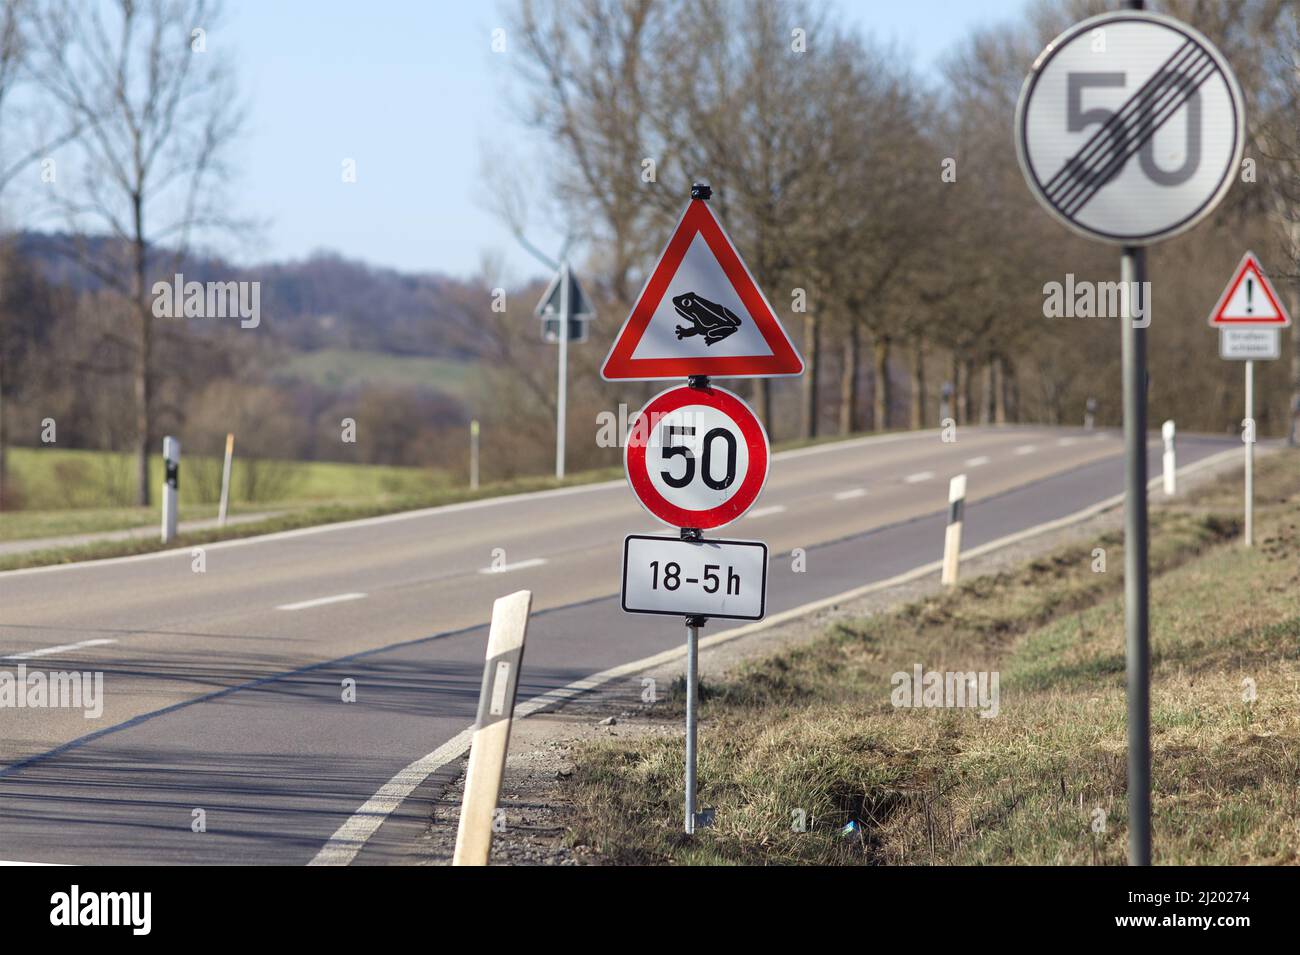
[
  {"x1": 1045, "y1": 46, "x2": 1209, "y2": 205},
  {"x1": 1052, "y1": 52, "x2": 1214, "y2": 212},
  {"x1": 1060, "y1": 57, "x2": 1218, "y2": 217},
  {"x1": 1041, "y1": 39, "x2": 1197, "y2": 195},
  {"x1": 1050, "y1": 50, "x2": 1212, "y2": 208}
]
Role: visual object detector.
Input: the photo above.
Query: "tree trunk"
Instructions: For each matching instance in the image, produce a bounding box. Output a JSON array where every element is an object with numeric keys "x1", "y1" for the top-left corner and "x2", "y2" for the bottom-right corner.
[
  {"x1": 950, "y1": 351, "x2": 962, "y2": 424},
  {"x1": 1005, "y1": 358, "x2": 1019, "y2": 423},
  {"x1": 910, "y1": 336, "x2": 926, "y2": 430},
  {"x1": 1290, "y1": 286, "x2": 1299, "y2": 446},
  {"x1": 133, "y1": 194, "x2": 152, "y2": 506},
  {"x1": 994, "y1": 355, "x2": 1007, "y2": 424},
  {"x1": 800, "y1": 313, "x2": 820, "y2": 439},
  {"x1": 873, "y1": 335, "x2": 891, "y2": 432},
  {"x1": 839, "y1": 323, "x2": 859, "y2": 434},
  {"x1": 980, "y1": 357, "x2": 995, "y2": 424},
  {"x1": 0, "y1": 351, "x2": 6, "y2": 511}
]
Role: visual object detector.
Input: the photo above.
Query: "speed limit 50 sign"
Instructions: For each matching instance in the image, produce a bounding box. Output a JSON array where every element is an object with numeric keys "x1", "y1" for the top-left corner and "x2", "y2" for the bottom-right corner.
[
  {"x1": 624, "y1": 384, "x2": 769, "y2": 529},
  {"x1": 1015, "y1": 10, "x2": 1244, "y2": 245}
]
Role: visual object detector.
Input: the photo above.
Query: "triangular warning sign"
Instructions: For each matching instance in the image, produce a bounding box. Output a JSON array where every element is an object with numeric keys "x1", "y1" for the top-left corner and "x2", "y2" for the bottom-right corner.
[
  {"x1": 1208, "y1": 251, "x2": 1291, "y2": 327},
  {"x1": 534, "y1": 263, "x2": 594, "y2": 321},
  {"x1": 601, "y1": 199, "x2": 804, "y2": 380}
]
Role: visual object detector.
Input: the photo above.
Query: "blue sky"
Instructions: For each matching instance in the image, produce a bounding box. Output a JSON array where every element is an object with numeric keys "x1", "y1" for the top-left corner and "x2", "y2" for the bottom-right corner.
[{"x1": 210, "y1": 1, "x2": 1021, "y2": 280}]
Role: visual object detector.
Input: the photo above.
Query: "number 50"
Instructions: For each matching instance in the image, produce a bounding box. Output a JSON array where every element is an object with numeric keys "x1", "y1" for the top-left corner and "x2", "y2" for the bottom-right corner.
[{"x1": 1067, "y1": 71, "x2": 1201, "y2": 186}]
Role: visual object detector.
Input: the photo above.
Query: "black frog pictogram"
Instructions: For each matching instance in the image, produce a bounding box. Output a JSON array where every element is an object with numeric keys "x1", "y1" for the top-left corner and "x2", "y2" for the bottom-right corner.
[{"x1": 673, "y1": 292, "x2": 741, "y2": 346}]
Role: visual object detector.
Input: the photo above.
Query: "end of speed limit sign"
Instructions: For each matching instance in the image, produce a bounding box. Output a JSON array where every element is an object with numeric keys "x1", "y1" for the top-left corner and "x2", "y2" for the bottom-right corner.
[
  {"x1": 624, "y1": 383, "x2": 769, "y2": 529},
  {"x1": 1014, "y1": 10, "x2": 1244, "y2": 246}
]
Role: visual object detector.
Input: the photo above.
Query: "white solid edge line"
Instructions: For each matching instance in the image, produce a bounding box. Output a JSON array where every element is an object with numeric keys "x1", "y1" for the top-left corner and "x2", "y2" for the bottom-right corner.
[
  {"x1": 1, "y1": 638, "x2": 118, "y2": 661},
  {"x1": 309, "y1": 444, "x2": 1246, "y2": 866},
  {"x1": 275, "y1": 592, "x2": 368, "y2": 612},
  {"x1": 1, "y1": 428, "x2": 957, "y2": 579}
]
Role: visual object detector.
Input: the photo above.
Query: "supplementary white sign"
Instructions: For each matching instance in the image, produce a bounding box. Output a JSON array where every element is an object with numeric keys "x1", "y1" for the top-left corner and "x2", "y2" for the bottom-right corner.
[
  {"x1": 1220, "y1": 327, "x2": 1280, "y2": 360},
  {"x1": 621, "y1": 535, "x2": 767, "y2": 620},
  {"x1": 1015, "y1": 10, "x2": 1244, "y2": 245}
]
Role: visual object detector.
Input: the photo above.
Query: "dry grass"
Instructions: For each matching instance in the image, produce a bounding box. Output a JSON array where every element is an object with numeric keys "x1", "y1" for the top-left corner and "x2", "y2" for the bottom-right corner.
[{"x1": 566, "y1": 450, "x2": 1300, "y2": 865}]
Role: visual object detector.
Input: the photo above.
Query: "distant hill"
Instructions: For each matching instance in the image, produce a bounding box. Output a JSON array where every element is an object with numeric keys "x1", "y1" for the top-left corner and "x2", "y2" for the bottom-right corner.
[{"x1": 13, "y1": 231, "x2": 487, "y2": 361}]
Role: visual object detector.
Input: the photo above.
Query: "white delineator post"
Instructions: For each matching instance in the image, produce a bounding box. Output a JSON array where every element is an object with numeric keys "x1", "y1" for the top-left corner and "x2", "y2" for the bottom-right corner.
[
  {"x1": 1161, "y1": 420, "x2": 1176, "y2": 497},
  {"x1": 941, "y1": 474, "x2": 967, "y2": 586},
  {"x1": 218, "y1": 433, "x2": 234, "y2": 527},
  {"x1": 161, "y1": 436, "x2": 180, "y2": 543},
  {"x1": 453, "y1": 589, "x2": 532, "y2": 866},
  {"x1": 1244, "y1": 360, "x2": 1254, "y2": 547}
]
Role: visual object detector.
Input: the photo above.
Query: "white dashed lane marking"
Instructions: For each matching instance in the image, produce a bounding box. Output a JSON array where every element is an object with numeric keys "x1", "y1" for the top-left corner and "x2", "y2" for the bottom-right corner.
[
  {"x1": 1, "y1": 638, "x2": 118, "y2": 661},
  {"x1": 746, "y1": 505, "x2": 787, "y2": 519},
  {"x1": 833, "y1": 488, "x2": 867, "y2": 500},
  {"x1": 276, "y1": 592, "x2": 368, "y2": 611},
  {"x1": 903, "y1": 471, "x2": 934, "y2": 484},
  {"x1": 964, "y1": 456, "x2": 990, "y2": 467},
  {"x1": 477, "y1": 558, "x2": 548, "y2": 575}
]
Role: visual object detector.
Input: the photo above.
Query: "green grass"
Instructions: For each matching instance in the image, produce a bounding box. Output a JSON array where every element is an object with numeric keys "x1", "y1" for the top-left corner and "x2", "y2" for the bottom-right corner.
[
  {"x1": 564, "y1": 450, "x2": 1300, "y2": 865},
  {"x1": 275, "y1": 348, "x2": 475, "y2": 401},
  {"x1": 0, "y1": 464, "x2": 622, "y2": 570},
  {"x1": 3, "y1": 445, "x2": 446, "y2": 514}
]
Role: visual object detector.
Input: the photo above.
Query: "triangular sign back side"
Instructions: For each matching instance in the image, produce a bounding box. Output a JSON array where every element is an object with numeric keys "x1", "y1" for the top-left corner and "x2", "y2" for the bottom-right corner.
[
  {"x1": 601, "y1": 199, "x2": 804, "y2": 380},
  {"x1": 1208, "y1": 251, "x2": 1291, "y2": 327}
]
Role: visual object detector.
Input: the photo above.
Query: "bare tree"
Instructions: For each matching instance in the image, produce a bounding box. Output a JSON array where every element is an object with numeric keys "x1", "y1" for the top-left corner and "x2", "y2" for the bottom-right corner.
[
  {"x1": 0, "y1": 0, "x2": 81, "y2": 509},
  {"x1": 27, "y1": 0, "x2": 242, "y2": 505}
]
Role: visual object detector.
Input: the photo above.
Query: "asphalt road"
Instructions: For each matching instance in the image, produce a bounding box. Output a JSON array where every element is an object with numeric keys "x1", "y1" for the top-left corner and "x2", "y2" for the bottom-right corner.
[{"x1": 0, "y1": 425, "x2": 1237, "y2": 864}]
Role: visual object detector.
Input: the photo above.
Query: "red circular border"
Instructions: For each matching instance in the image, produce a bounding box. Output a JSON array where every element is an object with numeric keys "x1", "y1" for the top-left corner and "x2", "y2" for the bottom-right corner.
[{"x1": 624, "y1": 384, "x2": 769, "y2": 529}]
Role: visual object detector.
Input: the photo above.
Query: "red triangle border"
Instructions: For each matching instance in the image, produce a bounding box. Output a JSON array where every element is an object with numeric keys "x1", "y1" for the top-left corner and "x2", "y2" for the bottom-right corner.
[{"x1": 601, "y1": 200, "x2": 804, "y2": 380}]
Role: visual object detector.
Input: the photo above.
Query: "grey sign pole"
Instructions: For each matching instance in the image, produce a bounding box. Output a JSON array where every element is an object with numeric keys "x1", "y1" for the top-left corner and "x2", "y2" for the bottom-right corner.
[
  {"x1": 555, "y1": 261, "x2": 570, "y2": 480},
  {"x1": 1120, "y1": 243, "x2": 1152, "y2": 866},
  {"x1": 1245, "y1": 360, "x2": 1254, "y2": 546},
  {"x1": 684, "y1": 613, "x2": 700, "y2": 834}
]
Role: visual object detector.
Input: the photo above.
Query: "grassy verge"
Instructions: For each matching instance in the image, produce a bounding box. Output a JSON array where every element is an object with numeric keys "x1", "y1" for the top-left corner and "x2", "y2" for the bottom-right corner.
[
  {"x1": 0, "y1": 466, "x2": 621, "y2": 571},
  {"x1": 566, "y1": 450, "x2": 1300, "y2": 865}
]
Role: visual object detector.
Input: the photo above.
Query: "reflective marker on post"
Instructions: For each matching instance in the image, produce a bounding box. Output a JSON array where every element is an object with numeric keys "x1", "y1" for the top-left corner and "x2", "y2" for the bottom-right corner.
[
  {"x1": 1161, "y1": 420, "x2": 1176, "y2": 497},
  {"x1": 161, "y1": 436, "x2": 180, "y2": 544},
  {"x1": 941, "y1": 474, "x2": 966, "y2": 586},
  {"x1": 453, "y1": 589, "x2": 532, "y2": 866}
]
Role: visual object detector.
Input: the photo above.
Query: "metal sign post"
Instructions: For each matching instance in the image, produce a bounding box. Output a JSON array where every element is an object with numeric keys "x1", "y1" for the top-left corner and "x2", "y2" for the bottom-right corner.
[
  {"x1": 1208, "y1": 250, "x2": 1290, "y2": 547},
  {"x1": 535, "y1": 261, "x2": 596, "y2": 481},
  {"x1": 556, "y1": 261, "x2": 570, "y2": 479},
  {"x1": 1016, "y1": 0, "x2": 1245, "y2": 866},
  {"x1": 614, "y1": 182, "x2": 798, "y2": 835},
  {"x1": 1245, "y1": 360, "x2": 1254, "y2": 547},
  {"x1": 1120, "y1": 244, "x2": 1151, "y2": 865}
]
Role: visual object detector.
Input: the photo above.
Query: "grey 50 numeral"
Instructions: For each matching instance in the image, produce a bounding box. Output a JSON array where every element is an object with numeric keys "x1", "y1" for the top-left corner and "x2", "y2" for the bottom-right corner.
[{"x1": 1067, "y1": 71, "x2": 1201, "y2": 185}]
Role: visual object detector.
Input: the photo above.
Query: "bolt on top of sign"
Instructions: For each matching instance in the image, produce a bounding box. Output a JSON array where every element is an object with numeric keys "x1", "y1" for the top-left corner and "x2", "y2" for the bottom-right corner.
[
  {"x1": 1015, "y1": 11, "x2": 1245, "y2": 245},
  {"x1": 602, "y1": 192, "x2": 804, "y2": 380}
]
